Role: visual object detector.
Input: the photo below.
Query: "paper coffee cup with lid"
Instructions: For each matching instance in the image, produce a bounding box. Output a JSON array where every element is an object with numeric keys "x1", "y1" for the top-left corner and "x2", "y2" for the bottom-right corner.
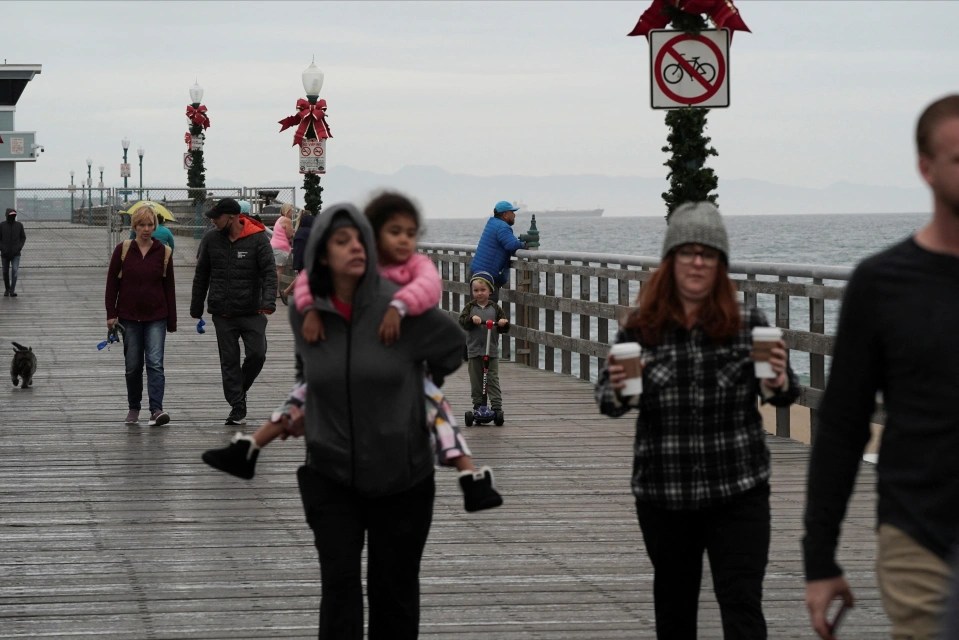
[
  {"x1": 751, "y1": 326, "x2": 783, "y2": 378},
  {"x1": 609, "y1": 341, "x2": 643, "y2": 396}
]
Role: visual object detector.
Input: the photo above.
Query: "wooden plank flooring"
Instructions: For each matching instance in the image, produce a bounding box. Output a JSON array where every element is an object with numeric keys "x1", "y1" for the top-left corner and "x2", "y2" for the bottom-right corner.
[{"x1": 0, "y1": 227, "x2": 888, "y2": 638}]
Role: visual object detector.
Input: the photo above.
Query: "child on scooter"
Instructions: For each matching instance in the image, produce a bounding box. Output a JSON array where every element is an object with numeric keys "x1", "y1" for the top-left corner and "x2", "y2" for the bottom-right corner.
[
  {"x1": 202, "y1": 192, "x2": 503, "y2": 513},
  {"x1": 459, "y1": 272, "x2": 510, "y2": 423}
]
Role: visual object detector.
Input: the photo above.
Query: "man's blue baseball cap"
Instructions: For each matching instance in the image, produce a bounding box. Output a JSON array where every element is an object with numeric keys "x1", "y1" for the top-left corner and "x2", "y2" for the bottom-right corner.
[
  {"x1": 493, "y1": 200, "x2": 519, "y2": 215},
  {"x1": 238, "y1": 200, "x2": 252, "y2": 214}
]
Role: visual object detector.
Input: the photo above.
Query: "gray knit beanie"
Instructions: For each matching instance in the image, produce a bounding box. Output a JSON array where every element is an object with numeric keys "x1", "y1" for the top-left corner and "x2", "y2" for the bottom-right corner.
[{"x1": 662, "y1": 201, "x2": 729, "y2": 262}]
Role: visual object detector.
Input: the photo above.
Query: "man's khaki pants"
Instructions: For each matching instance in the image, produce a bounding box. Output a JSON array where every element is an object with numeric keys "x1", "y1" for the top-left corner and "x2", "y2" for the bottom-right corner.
[{"x1": 877, "y1": 524, "x2": 952, "y2": 640}]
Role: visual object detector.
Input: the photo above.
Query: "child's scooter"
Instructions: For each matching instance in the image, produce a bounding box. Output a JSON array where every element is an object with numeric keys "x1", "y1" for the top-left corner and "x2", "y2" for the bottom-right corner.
[{"x1": 465, "y1": 319, "x2": 504, "y2": 427}]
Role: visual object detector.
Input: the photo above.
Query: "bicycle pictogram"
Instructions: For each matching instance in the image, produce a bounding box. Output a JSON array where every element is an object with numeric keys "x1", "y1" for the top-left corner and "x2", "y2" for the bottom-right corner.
[{"x1": 663, "y1": 55, "x2": 716, "y2": 85}]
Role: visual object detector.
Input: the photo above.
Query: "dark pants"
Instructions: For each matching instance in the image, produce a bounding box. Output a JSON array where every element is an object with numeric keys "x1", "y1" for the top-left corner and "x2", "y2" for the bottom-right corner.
[
  {"x1": 297, "y1": 466, "x2": 435, "y2": 640},
  {"x1": 2, "y1": 254, "x2": 20, "y2": 293},
  {"x1": 636, "y1": 482, "x2": 771, "y2": 640},
  {"x1": 211, "y1": 314, "x2": 267, "y2": 407},
  {"x1": 467, "y1": 356, "x2": 501, "y2": 410}
]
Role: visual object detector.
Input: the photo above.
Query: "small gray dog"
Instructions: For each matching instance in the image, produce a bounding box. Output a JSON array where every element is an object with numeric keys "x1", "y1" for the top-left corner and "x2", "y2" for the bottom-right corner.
[{"x1": 11, "y1": 342, "x2": 36, "y2": 389}]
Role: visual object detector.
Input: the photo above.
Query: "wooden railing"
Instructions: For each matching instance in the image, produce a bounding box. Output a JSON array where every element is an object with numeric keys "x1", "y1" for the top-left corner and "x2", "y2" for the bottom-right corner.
[{"x1": 420, "y1": 242, "x2": 865, "y2": 442}]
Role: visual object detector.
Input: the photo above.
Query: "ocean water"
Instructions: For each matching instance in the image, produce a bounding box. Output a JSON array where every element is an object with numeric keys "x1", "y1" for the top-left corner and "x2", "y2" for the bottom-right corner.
[
  {"x1": 422, "y1": 212, "x2": 929, "y2": 382},
  {"x1": 422, "y1": 212, "x2": 928, "y2": 267}
]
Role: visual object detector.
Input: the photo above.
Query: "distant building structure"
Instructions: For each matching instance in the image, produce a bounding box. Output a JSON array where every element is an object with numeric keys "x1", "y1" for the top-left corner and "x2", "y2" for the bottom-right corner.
[{"x1": 0, "y1": 63, "x2": 43, "y2": 213}]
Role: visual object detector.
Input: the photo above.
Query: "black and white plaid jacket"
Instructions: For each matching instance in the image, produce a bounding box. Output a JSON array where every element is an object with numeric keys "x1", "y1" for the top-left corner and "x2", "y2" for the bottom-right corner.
[{"x1": 595, "y1": 306, "x2": 799, "y2": 510}]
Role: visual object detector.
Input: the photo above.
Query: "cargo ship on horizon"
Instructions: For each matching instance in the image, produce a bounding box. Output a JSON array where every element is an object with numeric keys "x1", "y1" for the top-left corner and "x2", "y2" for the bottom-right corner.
[{"x1": 515, "y1": 204, "x2": 604, "y2": 218}]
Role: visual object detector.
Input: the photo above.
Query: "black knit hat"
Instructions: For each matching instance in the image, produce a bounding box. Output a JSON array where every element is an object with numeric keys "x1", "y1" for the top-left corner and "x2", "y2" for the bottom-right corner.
[{"x1": 205, "y1": 198, "x2": 241, "y2": 218}]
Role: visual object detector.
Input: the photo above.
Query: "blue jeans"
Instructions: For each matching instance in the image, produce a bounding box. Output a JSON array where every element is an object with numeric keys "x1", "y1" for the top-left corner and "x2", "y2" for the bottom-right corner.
[
  {"x1": 2, "y1": 254, "x2": 20, "y2": 293},
  {"x1": 120, "y1": 318, "x2": 167, "y2": 412}
]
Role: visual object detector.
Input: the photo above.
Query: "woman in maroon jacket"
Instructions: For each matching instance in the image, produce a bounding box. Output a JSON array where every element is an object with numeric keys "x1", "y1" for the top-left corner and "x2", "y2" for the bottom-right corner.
[{"x1": 105, "y1": 205, "x2": 177, "y2": 427}]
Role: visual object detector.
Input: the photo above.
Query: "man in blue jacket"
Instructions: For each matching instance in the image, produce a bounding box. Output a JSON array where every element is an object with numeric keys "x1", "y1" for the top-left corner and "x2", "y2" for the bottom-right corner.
[{"x1": 469, "y1": 200, "x2": 528, "y2": 300}]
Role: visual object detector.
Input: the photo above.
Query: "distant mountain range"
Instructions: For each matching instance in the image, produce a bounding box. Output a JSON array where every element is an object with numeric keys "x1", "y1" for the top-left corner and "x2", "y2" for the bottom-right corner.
[
  {"x1": 314, "y1": 166, "x2": 929, "y2": 218},
  {"x1": 18, "y1": 165, "x2": 929, "y2": 218}
]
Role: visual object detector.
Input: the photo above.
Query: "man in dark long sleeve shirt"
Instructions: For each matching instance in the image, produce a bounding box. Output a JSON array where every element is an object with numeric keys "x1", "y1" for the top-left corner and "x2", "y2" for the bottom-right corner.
[{"x1": 803, "y1": 94, "x2": 959, "y2": 640}]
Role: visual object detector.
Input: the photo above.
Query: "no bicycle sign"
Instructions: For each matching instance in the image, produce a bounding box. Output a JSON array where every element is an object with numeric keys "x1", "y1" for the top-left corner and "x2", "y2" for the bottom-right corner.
[{"x1": 649, "y1": 29, "x2": 730, "y2": 109}]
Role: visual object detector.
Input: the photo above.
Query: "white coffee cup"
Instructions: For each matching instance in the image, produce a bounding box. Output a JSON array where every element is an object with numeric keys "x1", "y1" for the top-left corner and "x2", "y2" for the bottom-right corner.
[
  {"x1": 751, "y1": 326, "x2": 783, "y2": 378},
  {"x1": 609, "y1": 342, "x2": 643, "y2": 396}
]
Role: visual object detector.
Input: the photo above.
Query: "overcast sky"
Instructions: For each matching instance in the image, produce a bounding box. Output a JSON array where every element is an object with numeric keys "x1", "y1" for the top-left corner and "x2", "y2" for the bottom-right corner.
[{"x1": 4, "y1": 1, "x2": 957, "y2": 210}]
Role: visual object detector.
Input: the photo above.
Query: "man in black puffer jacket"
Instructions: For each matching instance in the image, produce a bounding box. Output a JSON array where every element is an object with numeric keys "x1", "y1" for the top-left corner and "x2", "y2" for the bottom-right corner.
[{"x1": 191, "y1": 198, "x2": 277, "y2": 425}]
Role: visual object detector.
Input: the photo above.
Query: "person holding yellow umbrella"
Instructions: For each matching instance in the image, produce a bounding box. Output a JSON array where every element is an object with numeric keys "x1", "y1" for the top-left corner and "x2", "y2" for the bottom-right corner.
[{"x1": 124, "y1": 200, "x2": 176, "y2": 251}]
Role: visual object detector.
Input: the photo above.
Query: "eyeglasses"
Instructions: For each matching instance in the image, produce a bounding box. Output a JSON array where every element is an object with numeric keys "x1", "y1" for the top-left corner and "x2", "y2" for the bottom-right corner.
[{"x1": 675, "y1": 246, "x2": 720, "y2": 266}]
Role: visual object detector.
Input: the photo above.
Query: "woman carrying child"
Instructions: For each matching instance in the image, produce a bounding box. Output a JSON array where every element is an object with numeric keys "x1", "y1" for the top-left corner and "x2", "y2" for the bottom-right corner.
[{"x1": 202, "y1": 192, "x2": 503, "y2": 513}]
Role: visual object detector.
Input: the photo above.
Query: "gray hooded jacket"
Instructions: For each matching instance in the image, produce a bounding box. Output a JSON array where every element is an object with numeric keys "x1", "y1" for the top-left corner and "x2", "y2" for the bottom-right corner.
[{"x1": 290, "y1": 203, "x2": 465, "y2": 497}]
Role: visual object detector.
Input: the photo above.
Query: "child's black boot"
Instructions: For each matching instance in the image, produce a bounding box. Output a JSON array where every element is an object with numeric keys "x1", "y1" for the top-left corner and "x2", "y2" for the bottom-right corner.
[
  {"x1": 202, "y1": 434, "x2": 259, "y2": 480},
  {"x1": 459, "y1": 466, "x2": 504, "y2": 512}
]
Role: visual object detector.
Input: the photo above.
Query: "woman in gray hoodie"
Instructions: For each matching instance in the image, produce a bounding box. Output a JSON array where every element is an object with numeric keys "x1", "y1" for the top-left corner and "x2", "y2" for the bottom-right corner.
[{"x1": 287, "y1": 203, "x2": 465, "y2": 639}]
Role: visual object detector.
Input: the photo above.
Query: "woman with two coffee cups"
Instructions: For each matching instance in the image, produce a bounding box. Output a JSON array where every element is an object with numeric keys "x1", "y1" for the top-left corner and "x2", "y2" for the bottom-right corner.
[{"x1": 595, "y1": 201, "x2": 799, "y2": 640}]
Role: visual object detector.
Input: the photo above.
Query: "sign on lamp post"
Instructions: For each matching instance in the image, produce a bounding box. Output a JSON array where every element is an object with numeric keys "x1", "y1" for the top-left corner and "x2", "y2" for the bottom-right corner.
[{"x1": 299, "y1": 139, "x2": 326, "y2": 174}]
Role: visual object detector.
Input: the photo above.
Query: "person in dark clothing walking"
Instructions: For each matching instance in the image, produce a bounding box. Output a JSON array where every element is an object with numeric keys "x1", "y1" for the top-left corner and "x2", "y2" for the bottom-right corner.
[
  {"x1": 1, "y1": 207, "x2": 26, "y2": 297},
  {"x1": 280, "y1": 203, "x2": 465, "y2": 639},
  {"x1": 190, "y1": 198, "x2": 277, "y2": 425},
  {"x1": 803, "y1": 94, "x2": 959, "y2": 640},
  {"x1": 595, "y1": 202, "x2": 799, "y2": 640}
]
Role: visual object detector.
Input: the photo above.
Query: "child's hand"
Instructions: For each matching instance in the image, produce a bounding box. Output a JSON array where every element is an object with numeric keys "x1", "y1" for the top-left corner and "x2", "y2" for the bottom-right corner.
[
  {"x1": 497, "y1": 318, "x2": 508, "y2": 327},
  {"x1": 472, "y1": 315, "x2": 482, "y2": 325},
  {"x1": 278, "y1": 405, "x2": 306, "y2": 440},
  {"x1": 379, "y1": 307, "x2": 402, "y2": 345},
  {"x1": 302, "y1": 309, "x2": 325, "y2": 343}
]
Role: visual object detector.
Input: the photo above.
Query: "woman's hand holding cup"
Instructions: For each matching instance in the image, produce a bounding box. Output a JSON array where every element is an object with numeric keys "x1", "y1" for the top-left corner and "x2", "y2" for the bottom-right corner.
[
  {"x1": 760, "y1": 340, "x2": 788, "y2": 391},
  {"x1": 608, "y1": 342, "x2": 643, "y2": 398}
]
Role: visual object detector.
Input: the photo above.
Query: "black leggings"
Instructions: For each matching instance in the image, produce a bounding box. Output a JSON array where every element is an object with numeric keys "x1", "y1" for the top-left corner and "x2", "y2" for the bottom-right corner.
[
  {"x1": 297, "y1": 467, "x2": 435, "y2": 640},
  {"x1": 636, "y1": 483, "x2": 771, "y2": 640}
]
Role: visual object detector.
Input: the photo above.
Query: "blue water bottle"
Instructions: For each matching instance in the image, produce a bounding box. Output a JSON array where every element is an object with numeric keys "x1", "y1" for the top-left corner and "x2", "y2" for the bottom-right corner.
[{"x1": 196, "y1": 317, "x2": 206, "y2": 334}]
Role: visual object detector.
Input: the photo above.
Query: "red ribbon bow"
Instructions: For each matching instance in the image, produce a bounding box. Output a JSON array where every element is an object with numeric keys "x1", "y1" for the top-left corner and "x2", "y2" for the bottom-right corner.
[
  {"x1": 278, "y1": 98, "x2": 333, "y2": 147},
  {"x1": 628, "y1": 0, "x2": 750, "y2": 38},
  {"x1": 186, "y1": 104, "x2": 211, "y2": 130}
]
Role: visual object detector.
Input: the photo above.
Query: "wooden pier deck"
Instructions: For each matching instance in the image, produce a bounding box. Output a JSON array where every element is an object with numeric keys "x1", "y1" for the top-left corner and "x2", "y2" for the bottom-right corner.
[{"x1": 0, "y1": 227, "x2": 889, "y2": 638}]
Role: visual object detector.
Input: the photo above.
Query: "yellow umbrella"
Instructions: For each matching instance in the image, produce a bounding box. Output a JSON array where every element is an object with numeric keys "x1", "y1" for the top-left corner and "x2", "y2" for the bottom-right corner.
[{"x1": 122, "y1": 200, "x2": 176, "y2": 222}]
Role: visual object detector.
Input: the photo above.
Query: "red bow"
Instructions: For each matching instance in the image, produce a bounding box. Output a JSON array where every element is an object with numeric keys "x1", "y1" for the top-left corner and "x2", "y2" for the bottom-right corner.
[
  {"x1": 628, "y1": 0, "x2": 750, "y2": 38},
  {"x1": 186, "y1": 104, "x2": 211, "y2": 130},
  {"x1": 278, "y1": 98, "x2": 333, "y2": 147}
]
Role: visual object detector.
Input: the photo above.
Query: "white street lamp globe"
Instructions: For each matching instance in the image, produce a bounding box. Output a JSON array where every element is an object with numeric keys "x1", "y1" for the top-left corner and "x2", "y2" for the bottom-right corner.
[
  {"x1": 70, "y1": 170, "x2": 74, "y2": 178},
  {"x1": 121, "y1": 137, "x2": 130, "y2": 151},
  {"x1": 98, "y1": 165, "x2": 104, "y2": 173},
  {"x1": 138, "y1": 147, "x2": 144, "y2": 159},
  {"x1": 86, "y1": 157, "x2": 92, "y2": 168},
  {"x1": 189, "y1": 82, "x2": 204, "y2": 105},
  {"x1": 301, "y1": 62, "x2": 324, "y2": 97}
]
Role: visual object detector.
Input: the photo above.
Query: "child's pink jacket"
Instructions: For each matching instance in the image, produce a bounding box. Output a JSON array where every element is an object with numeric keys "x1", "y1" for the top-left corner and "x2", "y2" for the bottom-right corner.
[{"x1": 293, "y1": 252, "x2": 441, "y2": 315}]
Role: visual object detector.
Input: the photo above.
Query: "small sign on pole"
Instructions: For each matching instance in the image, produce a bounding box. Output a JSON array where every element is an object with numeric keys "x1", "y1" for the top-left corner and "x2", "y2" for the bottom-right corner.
[
  {"x1": 183, "y1": 153, "x2": 193, "y2": 170},
  {"x1": 189, "y1": 133, "x2": 204, "y2": 152},
  {"x1": 649, "y1": 28, "x2": 730, "y2": 109},
  {"x1": 120, "y1": 163, "x2": 131, "y2": 178},
  {"x1": 299, "y1": 138, "x2": 326, "y2": 175}
]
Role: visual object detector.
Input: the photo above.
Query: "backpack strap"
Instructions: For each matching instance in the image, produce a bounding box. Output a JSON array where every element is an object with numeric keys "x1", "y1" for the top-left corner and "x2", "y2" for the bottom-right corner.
[
  {"x1": 118, "y1": 240, "x2": 133, "y2": 279},
  {"x1": 118, "y1": 240, "x2": 172, "y2": 278}
]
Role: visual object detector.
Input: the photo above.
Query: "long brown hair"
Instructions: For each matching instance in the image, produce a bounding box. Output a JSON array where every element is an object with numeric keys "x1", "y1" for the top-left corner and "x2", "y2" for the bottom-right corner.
[{"x1": 623, "y1": 252, "x2": 741, "y2": 345}]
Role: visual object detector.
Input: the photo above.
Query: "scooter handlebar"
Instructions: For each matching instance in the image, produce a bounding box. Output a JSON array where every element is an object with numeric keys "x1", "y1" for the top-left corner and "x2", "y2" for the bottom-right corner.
[{"x1": 486, "y1": 319, "x2": 494, "y2": 329}]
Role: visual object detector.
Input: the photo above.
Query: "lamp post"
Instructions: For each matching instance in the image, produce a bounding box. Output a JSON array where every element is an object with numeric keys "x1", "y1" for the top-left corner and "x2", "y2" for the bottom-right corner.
[
  {"x1": 86, "y1": 158, "x2": 93, "y2": 224},
  {"x1": 121, "y1": 137, "x2": 130, "y2": 203},
  {"x1": 137, "y1": 146, "x2": 144, "y2": 200},
  {"x1": 187, "y1": 81, "x2": 207, "y2": 204},
  {"x1": 69, "y1": 170, "x2": 75, "y2": 220},
  {"x1": 98, "y1": 165, "x2": 104, "y2": 205},
  {"x1": 301, "y1": 60, "x2": 325, "y2": 214}
]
